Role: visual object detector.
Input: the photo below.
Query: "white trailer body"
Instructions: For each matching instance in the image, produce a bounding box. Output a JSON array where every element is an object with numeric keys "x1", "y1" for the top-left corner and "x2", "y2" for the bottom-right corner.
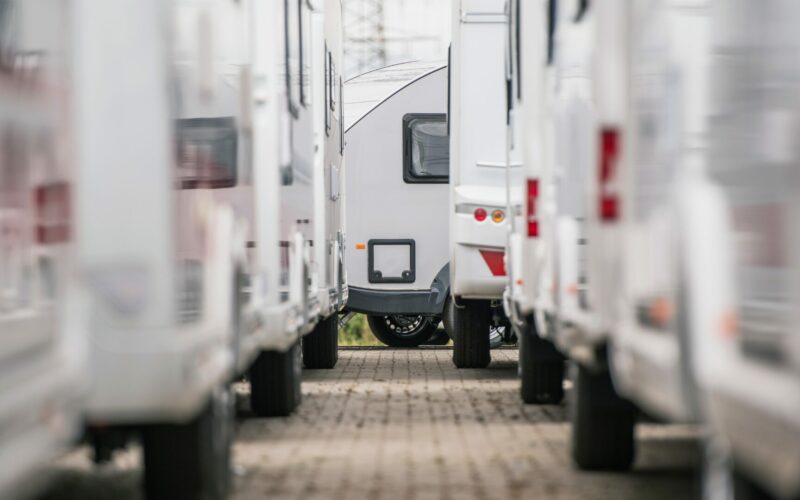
[
  {"x1": 609, "y1": 0, "x2": 712, "y2": 425},
  {"x1": 510, "y1": 0, "x2": 637, "y2": 470},
  {"x1": 344, "y1": 61, "x2": 449, "y2": 346},
  {"x1": 310, "y1": 0, "x2": 347, "y2": 321},
  {"x1": 449, "y1": 0, "x2": 515, "y2": 300},
  {"x1": 72, "y1": 0, "x2": 264, "y2": 494},
  {"x1": 447, "y1": 0, "x2": 519, "y2": 368},
  {"x1": 0, "y1": 1, "x2": 86, "y2": 497},
  {"x1": 697, "y1": 1, "x2": 800, "y2": 497}
]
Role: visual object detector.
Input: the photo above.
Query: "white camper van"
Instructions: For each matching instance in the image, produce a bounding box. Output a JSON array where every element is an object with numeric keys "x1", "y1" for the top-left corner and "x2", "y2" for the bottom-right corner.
[
  {"x1": 248, "y1": 0, "x2": 345, "y2": 418},
  {"x1": 449, "y1": 0, "x2": 518, "y2": 368},
  {"x1": 599, "y1": 0, "x2": 713, "y2": 467},
  {"x1": 71, "y1": 0, "x2": 300, "y2": 496},
  {"x1": 0, "y1": 1, "x2": 86, "y2": 497},
  {"x1": 510, "y1": 0, "x2": 639, "y2": 469},
  {"x1": 344, "y1": 61, "x2": 450, "y2": 347},
  {"x1": 303, "y1": 0, "x2": 347, "y2": 367},
  {"x1": 698, "y1": 1, "x2": 800, "y2": 497},
  {"x1": 503, "y1": 0, "x2": 572, "y2": 406}
]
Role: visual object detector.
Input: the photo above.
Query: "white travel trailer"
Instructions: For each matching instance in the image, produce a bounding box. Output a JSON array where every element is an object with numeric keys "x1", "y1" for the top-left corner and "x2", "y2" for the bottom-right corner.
[
  {"x1": 698, "y1": 1, "x2": 800, "y2": 497},
  {"x1": 510, "y1": 0, "x2": 640, "y2": 469},
  {"x1": 599, "y1": 0, "x2": 713, "y2": 470},
  {"x1": 503, "y1": 0, "x2": 571, "y2": 406},
  {"x1": 70, "y1": 0, "x2": 343, "y2": 496},
  {"x1": 303, "y1": 0, "x2": 347, "y2": 366},
  {"x1": 247, "y1": 0, "x2": 345, "y2": 418},
  {"x1": 0, "y1": 1, "x2": 86, "y2": 497},
  {"x1": 448, "y1": 0, "x2": 518, "y2": 368},
  {"x1": 343, "y1": 61, "x2": 450, "y2": 347},
  {"x1": 73, "y1": 0, "x2": 244, "y2": 496}
]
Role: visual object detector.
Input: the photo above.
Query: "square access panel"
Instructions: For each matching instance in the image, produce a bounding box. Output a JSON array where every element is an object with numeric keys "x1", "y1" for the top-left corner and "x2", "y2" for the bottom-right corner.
[{"x1": 368, "y1": 239, "x2": 416, "y2": 284}]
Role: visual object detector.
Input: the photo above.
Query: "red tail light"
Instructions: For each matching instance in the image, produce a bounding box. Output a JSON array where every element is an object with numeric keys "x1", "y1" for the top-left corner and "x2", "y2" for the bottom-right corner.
[
  {"x1": 526, "y1": 178, "x2": 539, "y2": 237},
  {"x1": 598, "y1": 127, "x2": 620, "y2": 222},
  {"x1": 474, "y1": 208, "x2": 487, "y2": 222},
  {"x1": 33, "y1": 182, "x2": 71, "y2": 244}
]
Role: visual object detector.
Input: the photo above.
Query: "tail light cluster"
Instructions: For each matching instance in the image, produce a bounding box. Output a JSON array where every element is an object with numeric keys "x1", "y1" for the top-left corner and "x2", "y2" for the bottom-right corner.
[
  {"x1": 598, "y1": 127, "x2": 621, "y2": 222},
  {"x1": 526, "y1": 178, "x2": 539, "y2": 238},
  {"x1": 33, "y1": 182, "x2": 71, "y2": 244},
  {"x1": 473, "y1": 207, "x2": 505, "y2": 224}
]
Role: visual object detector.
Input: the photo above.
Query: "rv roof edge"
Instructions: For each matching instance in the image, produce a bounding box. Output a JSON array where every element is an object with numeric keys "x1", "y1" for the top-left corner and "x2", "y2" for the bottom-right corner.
[{"x1": 344, "y1": 61, "x2": 447, "y2": 132}]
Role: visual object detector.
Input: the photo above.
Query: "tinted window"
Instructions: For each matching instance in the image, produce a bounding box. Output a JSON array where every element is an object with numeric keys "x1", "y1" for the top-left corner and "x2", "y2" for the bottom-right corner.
[{"x1": 403, "y1": 114, "x2": 449, "y2": 183}]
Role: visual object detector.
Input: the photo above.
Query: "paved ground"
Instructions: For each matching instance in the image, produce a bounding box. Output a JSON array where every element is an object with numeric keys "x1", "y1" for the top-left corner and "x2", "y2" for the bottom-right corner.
[{"x1": 40, "y1": 348, "x2": 701, "y2": 500}]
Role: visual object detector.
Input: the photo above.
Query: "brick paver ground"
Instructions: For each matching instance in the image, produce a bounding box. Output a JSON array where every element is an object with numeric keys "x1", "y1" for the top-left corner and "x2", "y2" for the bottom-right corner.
[{"x1": 42, "y1": 348, "x2": 701, "y2": 500}]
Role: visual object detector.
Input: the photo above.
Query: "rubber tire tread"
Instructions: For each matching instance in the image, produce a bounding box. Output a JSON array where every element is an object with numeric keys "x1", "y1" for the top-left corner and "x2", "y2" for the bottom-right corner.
[
  {"x1": 249, "y1": 343, "x2": 302, "y2": 417},
  {"x1": 143, "y1": 390, "x2": 233, "y2": 500},
  {"x1": 572, "y1": 363, "x2": 636, "y2": 470},
  {"x1": 367, "y1": 315, "x2": 439, "y2": 347},
  {"x1": 303, "y1": 315, "x2": 339, "y2": 369},
  {"x1": 452, "y1": 299, "x2": 491, "y2": 368},
  {"x1": 519, "y1": 331, "x2": 564, "y2": 404}
]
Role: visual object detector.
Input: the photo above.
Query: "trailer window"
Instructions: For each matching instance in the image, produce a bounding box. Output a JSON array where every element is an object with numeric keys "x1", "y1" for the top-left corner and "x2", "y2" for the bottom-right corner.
[
  {"x1": 284, "y1": 0, "x2": 301, "y2": 116},
  {"x1": 325, "y1": 46, "x2": 331, "y2": 135},
  {"x1": 176, "y1": 117, "x2": 237, "y2": 189},
  {"x1": 403, "y1": 114, "x2": 449, "y2": 184}
]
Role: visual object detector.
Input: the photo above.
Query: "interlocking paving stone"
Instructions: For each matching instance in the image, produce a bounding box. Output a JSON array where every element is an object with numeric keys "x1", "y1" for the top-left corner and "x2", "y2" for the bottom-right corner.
[{"x1": 41, "y1": 347, "x2": 701, "y2": 500}]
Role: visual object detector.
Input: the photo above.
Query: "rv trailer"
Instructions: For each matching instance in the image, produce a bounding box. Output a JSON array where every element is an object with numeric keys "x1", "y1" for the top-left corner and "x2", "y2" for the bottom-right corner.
[
  {"x1": 600, "y1": 0, "x2": 713, "y2": 467},
  {"x1": 448, "y1": 0, "x2": 519, "y2": 368},
  {"x1": 71, "y1": 0, "x2": 278, "y2": 496},
  {"x1": 0, "y1": 1, "x2": 87, "y2": 497},
  {"x1": 302, "y1": 0, "x2": 346, "y2": 368},
  {"x1": 248, "y1": 0, "x2": 346, "y2": 417},
  {"x1": 344, "y1": 61, "x2": 449, "y2": 347},
  {"x1": 512, "y1": 0, "x2": 640, "y2": 469},
  {"x1": 503, "y1": 0, "x2": 568, "y2": 406},
  {"x1": 698, "y1": 0, "x2": 800, "y2": 497}
]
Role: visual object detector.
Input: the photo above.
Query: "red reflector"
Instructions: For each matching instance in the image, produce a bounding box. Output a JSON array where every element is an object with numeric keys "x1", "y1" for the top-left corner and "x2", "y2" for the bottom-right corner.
[
  {"x1": 527, "y1": 220, "x2": 539, "y2": 238},
  {"x1": 600, "y1": 196, "x2": 619, "y2": 221},
  {"x1": 474, "y1": 208, "x2": 487, "y2": 222},
  {"x1": 33, "y1": 182, "x2": 71, "y2": 244},
  {"x1": 526, "y1": 178, "x2": 539, "y2": 238},
  {"x1": 598, "y1": 128, "x2": 621, "y2": 222},
  {"x1": 479, "y1": 249, "x2": 506, "y2": 277}
]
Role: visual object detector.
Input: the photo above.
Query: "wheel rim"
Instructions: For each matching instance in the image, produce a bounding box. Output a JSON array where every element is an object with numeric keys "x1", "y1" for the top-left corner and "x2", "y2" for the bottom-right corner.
[{"x1": 382, "y1": 315, "x2": 429, "y2": 338}]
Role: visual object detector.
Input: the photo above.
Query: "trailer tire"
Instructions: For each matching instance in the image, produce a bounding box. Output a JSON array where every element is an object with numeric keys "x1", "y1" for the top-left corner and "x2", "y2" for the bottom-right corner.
[
  {"x1": 572, "y1": 363, "x2": 636, "y2": 470},
  {"x1": 249, "y1": 342, "x2": 302, "y2": 417},
  {"x1": 303, "y1": 315, "x2": 339, "y2": 369},
  {"x1": 143, "y1": 386, "x2": 233, "y2": 500},
  {"x1": 367, "y1": 314, "x2": 439, "y2": 347},
  {"x1": 519, "y1": 331, "x2": 564, "y2": 404},
  {"x1": 424, "y1": 328, "x2": 451, "y2": 345},
  {"x1": 452, "y1": 299, "x2": 491, "y2": 368}
]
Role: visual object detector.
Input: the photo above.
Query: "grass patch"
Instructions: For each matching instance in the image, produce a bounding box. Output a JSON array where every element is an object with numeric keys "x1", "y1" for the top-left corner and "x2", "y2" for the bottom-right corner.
[{"x1": 338, "y1": 313, "x2": 384, "y2": 346}]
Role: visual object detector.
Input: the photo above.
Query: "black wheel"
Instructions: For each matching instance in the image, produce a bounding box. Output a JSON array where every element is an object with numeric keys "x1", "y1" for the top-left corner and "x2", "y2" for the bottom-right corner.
[
  {"x1": 733, "y1": 468, "x2": 776, "y2": 500},
  {"x1": 249, "y1": 341, "x2": 302, "y2": 417},
  {"x1": 452, "y1": 299, "x2": 491, "y2": 368},
  {"x1": 367, "y1": 314, "x2": 439, "y2": 347},
  {"x1": 424, "y1": 327, "x2": 450, "y2": 346},
  {"x1": 142, "y1": 387, "x2": 233, "y2": 500},
  {"x1": 303, "y1": 314, "x2": 339, "y2": 369},
  {"x1": 519, "y1": 326, "x2": 564, "y2": 404},
  {"x1": 571, "y1": 363, "x2": 636, "y2": 470}
]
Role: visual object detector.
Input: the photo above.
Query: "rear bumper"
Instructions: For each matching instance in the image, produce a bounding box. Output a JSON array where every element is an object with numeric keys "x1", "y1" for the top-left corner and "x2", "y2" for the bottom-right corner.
[
  {"x1": 451, "y1": 243, "x2": 506, "y2": 299},
  {"x1": 347, "y1": 286, "x2": 447, "y2": 316},
  {"x1": 0, "y1": 355, "x2": 84, "y2": 497},
  {"x1": 87, "y1": 325, "x2": 232, "y2": 424},
  {"x1": 346, "y1": 264, "x2": 448, "y2": 316}
]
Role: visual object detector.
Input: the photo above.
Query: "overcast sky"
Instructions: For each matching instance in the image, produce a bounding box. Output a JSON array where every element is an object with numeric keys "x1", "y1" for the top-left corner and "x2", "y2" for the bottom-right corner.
[{"x1": 344, "y1": 0, "x2": 451, "y2": 77}]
